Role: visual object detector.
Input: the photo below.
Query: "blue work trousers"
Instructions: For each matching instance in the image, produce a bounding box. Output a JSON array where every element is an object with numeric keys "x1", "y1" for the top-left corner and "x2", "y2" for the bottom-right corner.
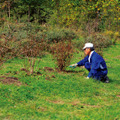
[{"x1": 85, "y1": 62, "x2": 107, "y2": 80}]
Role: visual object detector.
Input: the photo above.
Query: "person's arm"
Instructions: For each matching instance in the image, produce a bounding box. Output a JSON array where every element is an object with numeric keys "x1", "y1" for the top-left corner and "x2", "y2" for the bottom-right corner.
[
  {"x1": 70, "y1": 55, "x2": 89, "y2": 68},
  {"x1": 77, "y1": 55, "x2": 89, "y2": 66}
]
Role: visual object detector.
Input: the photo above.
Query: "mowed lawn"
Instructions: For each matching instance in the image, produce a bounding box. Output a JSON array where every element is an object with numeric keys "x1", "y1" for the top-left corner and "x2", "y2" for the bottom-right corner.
[{"x1": 0, "y1": 41, "x2": 120, "y2": 120}]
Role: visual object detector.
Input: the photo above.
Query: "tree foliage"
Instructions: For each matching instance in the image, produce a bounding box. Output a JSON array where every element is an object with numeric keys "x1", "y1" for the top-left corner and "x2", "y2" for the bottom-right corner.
[
  {"x1": 49, "y1": 0, "x2": 119, "y2": 31},
  {"x1": 0, "y1": 0, "x2": 119, "y2": 31}
]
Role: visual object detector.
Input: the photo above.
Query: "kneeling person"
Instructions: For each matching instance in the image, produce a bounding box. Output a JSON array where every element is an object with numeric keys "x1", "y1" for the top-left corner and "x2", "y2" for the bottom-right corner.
[{"x1": 70, "y1": 43, "x2": 109, "y2": 83}]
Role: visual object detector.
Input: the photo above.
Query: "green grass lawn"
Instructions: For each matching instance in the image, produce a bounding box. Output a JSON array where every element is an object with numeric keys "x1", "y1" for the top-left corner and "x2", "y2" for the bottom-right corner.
[{"x1": 0, "y1": 42, "x2": 120, "y2": 120}]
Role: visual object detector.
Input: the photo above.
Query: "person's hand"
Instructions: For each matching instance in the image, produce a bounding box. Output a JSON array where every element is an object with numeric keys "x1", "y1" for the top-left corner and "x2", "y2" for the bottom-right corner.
[
  {"x1": 69, "y1": 63, "x2": 78, "y2": 68},
  {"x1": 86, "y1": 77, "x2": 89, "y2": 79}
]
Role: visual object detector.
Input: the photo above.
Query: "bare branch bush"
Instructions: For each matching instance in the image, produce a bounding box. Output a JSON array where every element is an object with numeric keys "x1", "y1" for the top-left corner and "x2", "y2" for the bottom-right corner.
[
  {"x1": 0, "y1": 22, "x2": 49, "y2": 75},
  {"x1": 20, "y1": 36, "x2": 47, "y2": 75},
  {"x1": 51, "y1": 41, "x2": 74, "y2": 71},
  {"x1": 0, "y1": 34, "x2": 20, "y2": 66}
]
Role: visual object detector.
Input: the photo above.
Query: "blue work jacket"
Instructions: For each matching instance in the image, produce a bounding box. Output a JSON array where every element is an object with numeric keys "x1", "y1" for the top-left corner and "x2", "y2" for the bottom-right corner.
[{"x1": 77, "y1": 51, "x2": 108, "y2": 78}]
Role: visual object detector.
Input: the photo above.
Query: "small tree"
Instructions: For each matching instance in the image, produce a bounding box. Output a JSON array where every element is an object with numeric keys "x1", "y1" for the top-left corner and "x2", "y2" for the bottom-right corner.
[{"x1": 51, "y1": 41, "x2": 74, "y2": 71}]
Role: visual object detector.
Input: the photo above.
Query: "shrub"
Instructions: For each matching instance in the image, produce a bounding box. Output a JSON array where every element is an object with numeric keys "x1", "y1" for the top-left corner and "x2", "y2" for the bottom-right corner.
[
  {"x1": 19, "y1": 36, "x2": 47, "y2": 75},
  {"x1": 72, "y1": 36, "x2": 85, "y2": 51},
  {"x1": 0, "y1": 27, "x2": 47, "y2": 74},
  {"x1": 51, "y1": 41, "x2": 74, "y2": 71},
  {"x1": 0, "y1": 22, "x2": 47, "y2": 42},
  {"x1": 0, "y1": 35, "x2": 20, "y2": 66},
  {"x1": 104, "y1": 31, "x2": 120, "y2": 44},
  {"x1": 20, "y1": 38, "x2": 45, "y2": 57},
  {"x1": 44, "y1": 27, "x2": 76, "y2": 43},
  {"x1": 74, "y1": 33, "x2": 112, "y2": 56},
  {"x1": 0, "y1": 18, "x2": 5, "y2": 26},
  {"x1": 85, "y1": 33, "x2": 112, "y2": 56},
  {"x1": 86, "y1": 34, "x2": 112, "y2": 48}
]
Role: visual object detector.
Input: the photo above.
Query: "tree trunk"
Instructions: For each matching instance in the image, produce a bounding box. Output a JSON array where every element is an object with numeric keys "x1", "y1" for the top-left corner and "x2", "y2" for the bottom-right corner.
[
  {"x1": 8, "y1": 6, "x2": 10, "y2": 18},
  {"x1": 7, "y1": 1, "x2": 11, "y2": 19},
  {"x1": 28, "y1": 5, "x2": 30, "y2": 22}
]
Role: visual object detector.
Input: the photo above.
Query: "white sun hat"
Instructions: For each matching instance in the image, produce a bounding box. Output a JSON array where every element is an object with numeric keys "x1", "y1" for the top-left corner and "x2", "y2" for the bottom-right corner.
[{"x1": 83, "y1": 43, "x2": 94, "y2": 50}]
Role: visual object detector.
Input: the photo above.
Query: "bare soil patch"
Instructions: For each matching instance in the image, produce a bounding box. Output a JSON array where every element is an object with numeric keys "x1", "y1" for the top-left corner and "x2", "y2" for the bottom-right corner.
[
  {"x1": 0, "y1": 76, "x2": 22, "y2": 86},
  {"x1": 116, "y1": 95, "x2": 120, "y2": 97},
  {"x1": 45, "y1": 75, "x2": 56, "y2": 81},
  {"x1": 44, "y1": 67, "x2": 54, "y2": 72},
  {"x1": 116, "y1": 55, "x2": 120, "y2": 59},
  {"x1": 71, "y1": 100, "x2": 80, "y2": 106},
  {"x1": 70, "y1": 100, "x2": 100, "y2": 108},
  {"x1": 47, "y1": 99, "x2": 64, "y2": 104},
  {"x1": 21, "y1": 68, "x2": 42, "y2": 76}
]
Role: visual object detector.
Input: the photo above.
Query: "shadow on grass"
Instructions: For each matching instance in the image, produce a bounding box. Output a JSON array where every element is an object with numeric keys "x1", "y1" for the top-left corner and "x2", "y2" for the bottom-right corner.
[
  {"x1": 108, "y1": 78, "x2": 120, "y2": 84},
  {"x1": 0, "y1": 76, "x2": 22, "y2": 86},
  {"x1": 63, "y1": 70, "x2": 84, "y2": 73}
]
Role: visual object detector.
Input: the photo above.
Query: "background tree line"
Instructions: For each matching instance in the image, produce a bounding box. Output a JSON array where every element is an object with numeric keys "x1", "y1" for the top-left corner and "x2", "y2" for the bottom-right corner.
[{"x1": 0, "y1": 0, "x2": 119, "y2": 31}]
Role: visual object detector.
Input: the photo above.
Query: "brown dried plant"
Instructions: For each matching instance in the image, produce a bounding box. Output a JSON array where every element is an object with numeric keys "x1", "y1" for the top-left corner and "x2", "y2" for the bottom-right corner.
[
  {"x1": 51, "y1": 41, "x2": 74, "y2": 71},
  {"x1": 20, "y1": 36, "x2": 47, "y2": 75},
  {"x1": 0, "y1": 33, "x2": 48, "y2": 75},
  {"x1": 0, "y1": 34, "x2": 19, "y2": 66}
]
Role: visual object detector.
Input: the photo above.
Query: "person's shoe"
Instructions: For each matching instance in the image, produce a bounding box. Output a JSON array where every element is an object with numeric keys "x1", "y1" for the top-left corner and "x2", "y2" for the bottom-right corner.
[{"x1": 104, "y1": 76, "x2": 109, "y2": 83}]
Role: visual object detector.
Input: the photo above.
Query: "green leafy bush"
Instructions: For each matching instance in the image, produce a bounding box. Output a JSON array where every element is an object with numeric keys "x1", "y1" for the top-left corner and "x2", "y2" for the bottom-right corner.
[
  {"x1": 74, "y1": 33, "x2": 112, "y2": 56},
  {"x1": 44, "y1": 28, "x2": 76, "y2": 43},
  {"x1": 85, "y1": 34, "x2": 112, "y2": 56},
  {"x1": 104, "y1": 31, "x2": 120, "y2": 44},
  {"x1": 86, "y1": 34, "x2": 112, "y2": 48},
  {"x1": 0, "y1": 22, "x2": 47, "y2": 41}
]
